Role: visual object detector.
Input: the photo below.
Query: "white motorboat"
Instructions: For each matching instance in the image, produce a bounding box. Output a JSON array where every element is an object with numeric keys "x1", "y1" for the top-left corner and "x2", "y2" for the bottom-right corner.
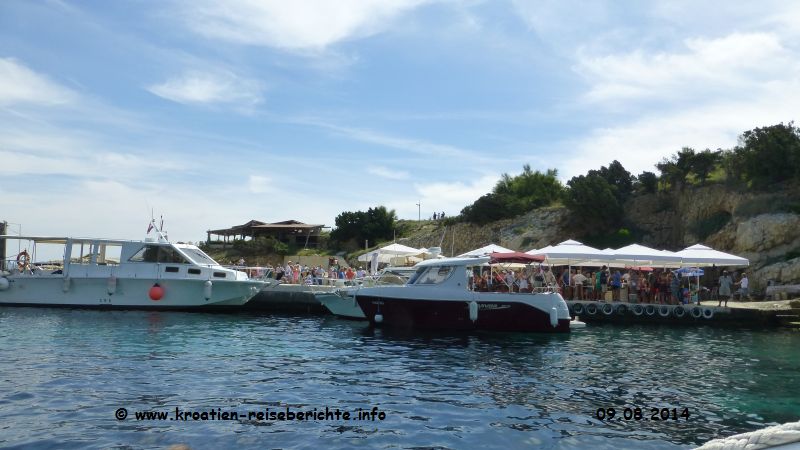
[
  {"x1": 316, "y1": 266, "x2": 418, "y2": 319},
  {"x1": 354, "y1": 255, "x2": 572, "y2": 332},
  {"x1": 0, "y1": 221, "x2": 265, "y2": 309}
]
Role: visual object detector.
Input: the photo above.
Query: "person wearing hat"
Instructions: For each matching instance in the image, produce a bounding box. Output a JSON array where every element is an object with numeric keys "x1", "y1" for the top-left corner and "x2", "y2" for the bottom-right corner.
[{"x1": 718, "y1": 270, "x2": 733, "y2": 306}]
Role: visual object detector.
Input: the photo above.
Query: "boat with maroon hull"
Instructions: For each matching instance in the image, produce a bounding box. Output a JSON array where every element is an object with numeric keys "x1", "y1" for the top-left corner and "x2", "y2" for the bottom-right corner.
[{"x1": 354, "y1": 256, "x2": 572, "y2": 333}]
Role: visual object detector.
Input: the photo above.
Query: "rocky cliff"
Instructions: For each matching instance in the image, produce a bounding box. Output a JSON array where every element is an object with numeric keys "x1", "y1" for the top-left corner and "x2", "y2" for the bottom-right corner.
[{"x1": 395, "y1": 183, "x2": 800, "y2": 293}]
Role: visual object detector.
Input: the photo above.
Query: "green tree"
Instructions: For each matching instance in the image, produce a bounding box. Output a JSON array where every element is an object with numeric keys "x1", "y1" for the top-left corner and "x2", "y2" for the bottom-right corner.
[
  {"x1": 656, "y1": 147, "x2": 695, "y2": 190},
  {"x1": 330, "y1": 206, "x2": 397, "y2": 248},
  {"x1": 636, "y1": 171, "x2": 658, "y2": 194},
  {"x1": 591, "y1": 160, "x2": 634, "y2": 202},
  {"x1": 564, "y1": 173, "x2": 622, "y2": 230},
  {"x1": 730, "y1": 122, "x2": 800, "y2": 187},
  {"x1": 461, "y1": 165, "x2": 563, "y2": 224},
  {"x1": 460, "y1": 193, "x2": 513, "y2": 225},
  {"x1": 689, "y1": 149, "x2": 722, "y2": 185}
]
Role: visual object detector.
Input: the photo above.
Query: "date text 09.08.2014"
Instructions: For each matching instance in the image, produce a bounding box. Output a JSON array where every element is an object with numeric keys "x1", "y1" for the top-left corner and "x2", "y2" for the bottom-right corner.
[{"x1": 596, "y1": 407, "x2": 690, "y2": 422}]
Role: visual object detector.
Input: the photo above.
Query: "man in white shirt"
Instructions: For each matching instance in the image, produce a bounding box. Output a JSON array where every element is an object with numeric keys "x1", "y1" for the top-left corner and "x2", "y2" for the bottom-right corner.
[
  {"x1": 572, "y1": 271, "x2": 587, "y2": 299},
  {"x1": 735, "y1": 273, "x2": 750, "y2": 300}
]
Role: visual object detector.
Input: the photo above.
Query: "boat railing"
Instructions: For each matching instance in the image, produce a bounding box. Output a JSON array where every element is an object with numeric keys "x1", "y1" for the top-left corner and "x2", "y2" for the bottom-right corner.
[{"x1": 469, "y1": 284, "x2": 561, "y2": 295}]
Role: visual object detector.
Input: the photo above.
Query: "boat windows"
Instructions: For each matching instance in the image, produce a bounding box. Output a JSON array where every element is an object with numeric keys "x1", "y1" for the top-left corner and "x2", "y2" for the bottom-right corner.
[
  {"x1": 129, "y1": 245, "x2": 189, "y2": 264},
  {"x1": 95, "y1": 244, "x2": 121, "y2": 265},
  {"x1": 188, "y1": 268, "x2": 202, "y2": 275},
  {"x1": 180, "y1": 247, "x2": 219, "y2": 266},
  {"x1": 164, "y1": 266, "x2": 180, "y2": 273},
  {"x1": 412, "y1": 266, "x2": 454, "y2": 285},
  {"x1": 157, "y1": 246, "x2": 188, "y2": 264}
]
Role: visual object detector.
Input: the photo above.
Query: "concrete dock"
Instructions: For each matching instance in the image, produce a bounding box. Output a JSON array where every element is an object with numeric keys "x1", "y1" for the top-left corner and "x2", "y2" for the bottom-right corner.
[{"x1": 567, "y1": 299, "x2": 800, "y2": 327}]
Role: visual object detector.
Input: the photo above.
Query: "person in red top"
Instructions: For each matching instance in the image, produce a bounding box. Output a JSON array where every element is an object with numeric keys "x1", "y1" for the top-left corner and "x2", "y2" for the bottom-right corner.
[{"x1": 345, "y1": 267, "x2": 355, "y2": 280}]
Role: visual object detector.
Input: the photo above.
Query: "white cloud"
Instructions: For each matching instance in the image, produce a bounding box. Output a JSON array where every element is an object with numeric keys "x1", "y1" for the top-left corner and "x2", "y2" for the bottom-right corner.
[
  {"x1": 367, "y1": 165, "x2": 409, "y2": 180},
  {"x1": 555, "y1": 28, "x2": 800, "y2": 180},
  {"x1": 412, "y1": 174, "x2": 499, "y2": 216},
  {"x1": 248, "y1": 175, "x2": 273, "y2": 194},
  {"x1": 559, "y1": 89, "x2": 800, "y2": 180},
  {"x1": 147, "y1": 70, "x2": 264, "y2": 107},
  {"x1": 175, "y1": 0, "x2": 431, "y2": 51},
  {"x1": 0, "y1": 58, "x2": 76, "y2": 106},
  {"x1": 576, "y1": 33, "x2": 792, "y2": 104},
  {"x1": 299, "y1": 119, "x2": 480, "y2": 159}
]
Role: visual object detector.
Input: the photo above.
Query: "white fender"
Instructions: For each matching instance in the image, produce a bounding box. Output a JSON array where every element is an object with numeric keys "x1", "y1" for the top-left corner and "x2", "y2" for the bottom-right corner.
[
  {"x1": 203, "y1": 280, "x2": 213, "y2": 300},
  {"x1": 550, "y1": 306, "x2": 558, "y2": 328},
  {"x1": 374, "y1": 313, "x2": 384, "y2": 324},
  {"x1": 469, "y1": 301, "x2": 479, "y2": 323},
  {"x1": 107, "y1": 276, "x2": 117, "y2": 295},
  {"x1": 0, "y1": 277, "x2": 9, "y2": 291},
  {"x1": 62, "y1": 277, "x2": 71, "y2": 293}
]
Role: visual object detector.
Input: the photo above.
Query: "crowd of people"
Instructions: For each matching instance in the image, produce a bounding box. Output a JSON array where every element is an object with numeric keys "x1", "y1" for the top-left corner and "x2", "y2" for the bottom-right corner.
[
  {"x1": 243, "y1": 261, "x2": 369, "y2": 286},
  {"x1": 468, "y1": 265, "x2": 750, "y2": 305}
]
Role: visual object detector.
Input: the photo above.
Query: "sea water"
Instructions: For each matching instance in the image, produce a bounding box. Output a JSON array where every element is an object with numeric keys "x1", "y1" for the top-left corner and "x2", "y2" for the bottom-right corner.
[{"x1": 0, "y1": 307, "x2": 798, "y2": 449}]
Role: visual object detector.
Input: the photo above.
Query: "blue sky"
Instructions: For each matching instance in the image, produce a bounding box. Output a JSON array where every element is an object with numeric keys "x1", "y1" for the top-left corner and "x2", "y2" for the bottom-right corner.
[{"x1": 2, "y1": 0, "x2": 799, "y2": 243}]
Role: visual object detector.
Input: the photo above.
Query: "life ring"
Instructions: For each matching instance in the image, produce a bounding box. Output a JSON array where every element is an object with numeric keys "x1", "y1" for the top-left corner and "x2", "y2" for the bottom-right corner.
[
  {"x1": 645, "y1": 305, "x2": 656, "y2": 316},
  {"x1": 702, "y1": 307, "x2": 714, "y2": 319},
  {"x1": 572, "y1": 302, "x2": 584, "y2": 315},
  {"x1": 585, "y1": 303, "x2": 597, "y2": 315},
  {"x1": 658, "y1": 305, "x2": 671, "y2": 317},
  {"x1": 16, "y1": 250, "x2": 31, "y2": 271},
  {"x1": 691, "y1": 306, "x2": 703, "y2": 319},
  {"x1": 601, "y1": 303, "x2": 614, "y2": 315},
  {"x1": 673, "y1": 305, "x2": 686, "y2": 318},
  {"x1": 632, "y1": 304, "x2": 644, "y2": 316}
]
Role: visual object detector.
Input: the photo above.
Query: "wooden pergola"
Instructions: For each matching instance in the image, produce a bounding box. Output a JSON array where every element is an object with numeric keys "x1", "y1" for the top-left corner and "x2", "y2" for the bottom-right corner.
[{"x1": 207, "y1": 220, "x2": 327, "y2": 248}]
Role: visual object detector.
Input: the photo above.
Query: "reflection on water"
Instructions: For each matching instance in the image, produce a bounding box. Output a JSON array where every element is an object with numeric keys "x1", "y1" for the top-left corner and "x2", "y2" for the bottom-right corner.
[{"x1": 0, "y1": 307, "x2": 798, "y2": 449}]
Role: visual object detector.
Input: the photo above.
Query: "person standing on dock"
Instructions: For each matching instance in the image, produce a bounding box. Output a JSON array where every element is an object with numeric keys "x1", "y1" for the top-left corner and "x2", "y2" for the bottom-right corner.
[
  {"x1": 670, "y1": 272, "x2": 681, "y2": 305},
  {"x1": 544, "y1": 266, "x2": 557, "y2": 288},
  {"x1": 611, "y1": 270, "x2": 622, "y2": 301},
  {"x1": 735, "y1": 272, "x2": 750, "y2": 301},
  {"x1": 718, "y1": 270, "x2": 733, "y2": 306},
  {"x1": 597, "y1": 266, "x2": 608, "y2": 301}
]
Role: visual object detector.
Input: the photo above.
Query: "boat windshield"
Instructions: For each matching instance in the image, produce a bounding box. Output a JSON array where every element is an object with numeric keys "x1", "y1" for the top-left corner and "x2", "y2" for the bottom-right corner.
[
  {"x1": 411, "y1": 265, "x2": 454, "y2": 285},
  {"x1": 129, "y1": 245, "x2": 190, "y2": 264},
  {"x1": 180, "y1": 247, "x2": 219, "y2": 266}
]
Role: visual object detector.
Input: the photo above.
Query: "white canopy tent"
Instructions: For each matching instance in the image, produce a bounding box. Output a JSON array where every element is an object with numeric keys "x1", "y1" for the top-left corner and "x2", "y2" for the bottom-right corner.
[
  {"x1": 458, "y1": 243, "x2": 513, "y2": 257},
  {"x1": 526, "y1": 239, "x2": 610, "y2": 265},
  {"x1": 357, "y1": 243, "x2": 425, "y2": 266},
  {"x1": 674, "y1": 244, "x2": 749, "y2": 267},
  {"x1": 610, "y1": 244, "x2": 683, "y2": 267}
]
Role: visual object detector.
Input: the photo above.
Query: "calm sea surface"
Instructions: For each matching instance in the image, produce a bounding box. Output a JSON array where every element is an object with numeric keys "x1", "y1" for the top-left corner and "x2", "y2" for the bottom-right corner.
[{"x1": 0, "y1": 307, "x2": 798, "y2": 449}]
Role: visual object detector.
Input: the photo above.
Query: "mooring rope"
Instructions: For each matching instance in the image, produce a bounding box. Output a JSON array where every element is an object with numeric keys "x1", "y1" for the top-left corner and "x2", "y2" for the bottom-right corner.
[{"x1": 696, "y1": 421, "x2": 800, "y2": 450}]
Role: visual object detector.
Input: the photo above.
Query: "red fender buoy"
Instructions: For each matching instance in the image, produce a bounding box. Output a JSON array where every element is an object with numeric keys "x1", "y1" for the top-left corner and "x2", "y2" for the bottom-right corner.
[{"x1": 149, "y1": 283, "x2": 164, "y2": 301}]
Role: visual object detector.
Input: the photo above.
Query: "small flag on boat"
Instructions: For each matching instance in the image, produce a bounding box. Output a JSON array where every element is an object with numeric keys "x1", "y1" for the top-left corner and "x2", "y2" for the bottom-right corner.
[{"x1": 147, "y1": 222, "x2": 154, "y2": 233}]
